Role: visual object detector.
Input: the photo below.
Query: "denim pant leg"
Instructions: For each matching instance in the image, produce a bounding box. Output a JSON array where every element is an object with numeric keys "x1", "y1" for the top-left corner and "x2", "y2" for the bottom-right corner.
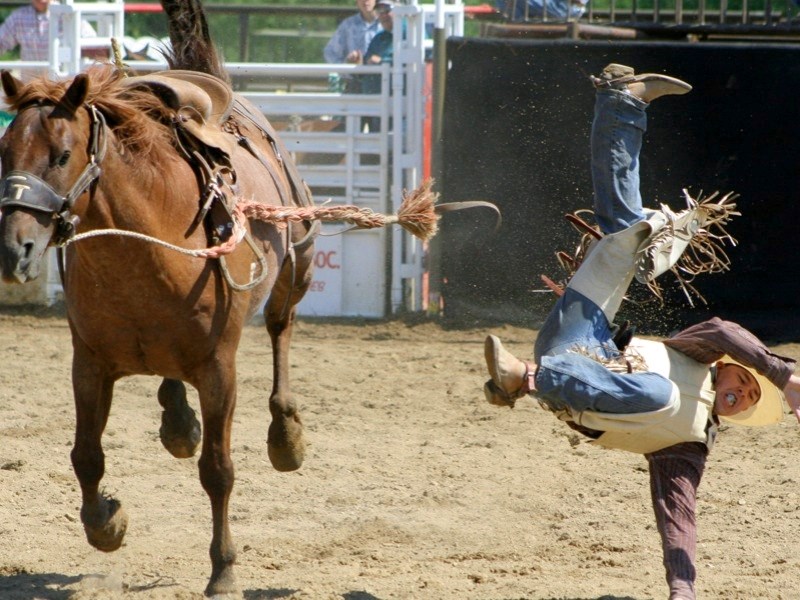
[
  {"x1": 530, "y1": 90, "x2": 674, "y2": 415},
  {"x1": 535, "y1": 353, "x2": 675, "y2": 414},
  {"x1": 534, "y1": 288, "x2": 615, "y2": 361},
  {"x1": 533, "y1": 291, "x2": 674, "y2": 414},
  {"x1": 537, "y1": 89, "x2": 651, "y2": 360},
  {"x1": 591, "y1": 89, "x2": 650, "y2": 235},
  {"x1": 533, "y1": 288, "x2": 672, "y2": 414}
]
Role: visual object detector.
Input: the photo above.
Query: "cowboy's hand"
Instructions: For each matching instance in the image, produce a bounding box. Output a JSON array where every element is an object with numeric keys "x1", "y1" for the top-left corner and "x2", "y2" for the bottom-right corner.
[{"x1": 783, "y1": 374, "x2": 800, "y2": 424}]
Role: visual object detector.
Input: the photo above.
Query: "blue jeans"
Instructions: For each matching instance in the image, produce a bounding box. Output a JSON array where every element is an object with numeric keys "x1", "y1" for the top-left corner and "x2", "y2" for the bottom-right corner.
[{"x1": 532, "y1": 90, "x2": 674, "y2": 415}]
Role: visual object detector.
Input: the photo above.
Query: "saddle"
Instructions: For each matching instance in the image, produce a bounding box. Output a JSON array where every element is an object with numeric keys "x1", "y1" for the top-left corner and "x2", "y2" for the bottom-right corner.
[
  {"x1": 121, "y1": 70, "x2": 236, "y2": 157},
  {"x1": 119, "y1": 69, "x2": 316, "y2": 299},
  {"x1": 120, "y1": 70, "x2": 313, "y2": 209}
]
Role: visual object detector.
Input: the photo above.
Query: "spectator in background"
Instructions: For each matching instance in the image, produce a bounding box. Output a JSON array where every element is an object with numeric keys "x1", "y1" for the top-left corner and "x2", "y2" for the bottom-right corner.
[
  {"x1": 0, "y1": 0, "x2": 97, "y2": 62},
  {"x1": 323, "y1": 0, "x2": 382, "y2": 64},
  {"x1": 357, "y1": 0, "x2": 394, "y2": 133},
  {"x1": 496, "y1": 0, "x2": 588, "y2": 20},
  {"x1": 361, "y1": 0, "x2": 394, "y2": 94}
]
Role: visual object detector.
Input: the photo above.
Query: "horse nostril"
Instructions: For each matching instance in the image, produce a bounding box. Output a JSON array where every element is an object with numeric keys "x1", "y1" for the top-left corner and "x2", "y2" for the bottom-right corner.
[{"x1": 20, "y1": 240, "x2": 35, "y2": 261}]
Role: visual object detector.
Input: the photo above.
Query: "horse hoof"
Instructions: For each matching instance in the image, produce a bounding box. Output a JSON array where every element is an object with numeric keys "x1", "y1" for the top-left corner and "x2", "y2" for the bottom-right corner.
[
  {"x1": 158, "y1": 379, "x2": 202, "y2": 458},
  {"x1": 160, "y1": 413, "x2": 202, "y2": 458},
  {"x1": 268, "y1": 443, "x2": 305, "y2": 472},
  {"x1": 205, "y1": 566, "x2": 239, "y2": 598},
  {"x1": 267, "y1": 415, "x2": 305, "y2": 472},
  {"x1": 81, "y1": 497, "x2": 128, "y2": 552}
]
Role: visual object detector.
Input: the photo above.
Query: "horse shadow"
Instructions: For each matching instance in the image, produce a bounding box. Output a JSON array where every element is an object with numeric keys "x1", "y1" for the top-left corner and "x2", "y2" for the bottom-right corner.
[
  {"x1": 441, "y1": 597, "x2": 644, "y2": 600},
  {"x1": 244, "y1": 590, "x2": 298, "y2": 600},
  {"x1": 547, "y1": 597, "x2": 641, "y2": 600},
  {"x1": 495, "y1": 596, "x2": 643, "y2": 600},
  {"x1": 242, "y1": 593, "x2": 640, "y2": 600},
  {"x1": 244, "y1": 591, "x2": 381, "y2": 600},
  {"x1": 0, "y1": 574, "x2": 643, "y2": 600},
  {"x1": 0, "y1": 572, "x2": 80, "y2": 600}
]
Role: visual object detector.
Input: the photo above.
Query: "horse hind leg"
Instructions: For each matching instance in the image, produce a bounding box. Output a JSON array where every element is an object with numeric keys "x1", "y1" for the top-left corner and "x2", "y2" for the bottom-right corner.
[
  {"x1": 158, "y1": 378, "x2": 202, "y2": 458},
  {"x1": 265, "y1": 302, "x2": 305, "y2": 472},
  {"x1": 71, "y1": 357, "x2": 128, "y2": 552},
  {"x1": 265, "y1": 242, "x2": 313, "y2": 472}
]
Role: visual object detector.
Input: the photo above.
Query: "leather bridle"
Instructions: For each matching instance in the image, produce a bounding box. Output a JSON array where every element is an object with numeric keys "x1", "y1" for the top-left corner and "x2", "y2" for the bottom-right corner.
[{"x1": 0, "y1": 103, "x2": 107, "y2": 245}]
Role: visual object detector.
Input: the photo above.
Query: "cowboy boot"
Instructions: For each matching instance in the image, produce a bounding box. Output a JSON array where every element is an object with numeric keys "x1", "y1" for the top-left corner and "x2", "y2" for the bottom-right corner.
[
  {"x1": 483, "y1": 335, "x2": 536, "y2": 408},
  {"x1": 591, "y1": 63, "x2": 692, "y2": 103}
]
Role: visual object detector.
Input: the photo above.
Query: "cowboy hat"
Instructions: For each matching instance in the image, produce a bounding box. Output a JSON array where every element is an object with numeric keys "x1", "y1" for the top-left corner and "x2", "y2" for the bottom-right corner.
[{"x1": 718, "y1": 355, "x2": 785, "y2": 427}]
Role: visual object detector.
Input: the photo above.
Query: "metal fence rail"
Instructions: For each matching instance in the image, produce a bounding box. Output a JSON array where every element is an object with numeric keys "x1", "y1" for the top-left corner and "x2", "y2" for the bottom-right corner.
[{"x1": 488, "y1": 0, "x2": 800, "y2": 41}]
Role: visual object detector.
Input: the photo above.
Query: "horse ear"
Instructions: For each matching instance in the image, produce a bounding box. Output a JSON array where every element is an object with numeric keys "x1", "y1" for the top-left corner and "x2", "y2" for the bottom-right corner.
[
  {"x1": 1, "y1": 70, "x2": 21, "y2": 101},
  {"x1": 55, "y1": 74, "x2": 90, "y2": 118}
]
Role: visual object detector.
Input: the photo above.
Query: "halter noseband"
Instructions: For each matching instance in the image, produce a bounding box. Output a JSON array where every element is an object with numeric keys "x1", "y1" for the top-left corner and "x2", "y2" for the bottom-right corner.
[{"x1": 0, "y1": 103, "x2": 107, "y2": 245}]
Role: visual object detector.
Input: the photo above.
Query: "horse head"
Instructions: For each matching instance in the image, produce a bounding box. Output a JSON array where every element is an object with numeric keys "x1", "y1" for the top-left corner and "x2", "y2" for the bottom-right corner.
[{"x1": 0, "y1": 71, "x2": 104, "y2": 283}]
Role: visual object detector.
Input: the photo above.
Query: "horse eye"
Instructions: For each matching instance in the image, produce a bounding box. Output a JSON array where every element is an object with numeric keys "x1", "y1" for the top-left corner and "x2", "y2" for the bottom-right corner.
[{"x1": 57, "y1": 150, "x2": 71, "y2": 167}]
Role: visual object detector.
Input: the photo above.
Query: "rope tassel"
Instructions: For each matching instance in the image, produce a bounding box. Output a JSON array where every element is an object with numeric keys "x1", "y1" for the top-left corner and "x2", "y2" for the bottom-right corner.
[{"x1": 237, "y1": 178, "x2": 440, "y2": 242}]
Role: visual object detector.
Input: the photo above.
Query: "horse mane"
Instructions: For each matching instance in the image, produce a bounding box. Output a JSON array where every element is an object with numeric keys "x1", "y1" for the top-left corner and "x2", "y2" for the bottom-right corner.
[{"x1": 6, "y1": 64, "x2": 177, "y2": 166}]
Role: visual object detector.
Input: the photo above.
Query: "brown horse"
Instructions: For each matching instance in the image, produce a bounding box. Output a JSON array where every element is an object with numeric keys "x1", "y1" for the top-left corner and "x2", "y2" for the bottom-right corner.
[{"x1": 0, "y1": 1, "x2": 316, "y2": 595}]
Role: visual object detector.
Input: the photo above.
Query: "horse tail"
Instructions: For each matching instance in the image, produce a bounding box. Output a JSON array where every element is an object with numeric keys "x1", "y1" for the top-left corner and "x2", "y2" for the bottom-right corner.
[{"x1": 159, "y1": 0, "x2": 229, "y2": 83}]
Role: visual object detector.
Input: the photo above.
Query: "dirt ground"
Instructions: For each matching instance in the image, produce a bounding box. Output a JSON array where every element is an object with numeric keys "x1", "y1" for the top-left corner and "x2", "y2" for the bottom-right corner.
[{"x1": 1, "y1": 312, "x2": 800, "y2": 600}]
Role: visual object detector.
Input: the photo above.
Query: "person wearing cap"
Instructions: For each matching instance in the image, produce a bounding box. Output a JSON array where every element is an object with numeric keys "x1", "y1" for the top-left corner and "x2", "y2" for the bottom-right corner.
[
  {"x1": 358, "y1": 0, "x2": 394, "y2": 111},
  {"x1": 482, "y1": 63, "x2": 800, "y2": 600},
  {"x1": 363, "y1": 0, "x2": 394, "y2": 69},
  {"x1": 323, "y1": 0, "x2": 382, "y2": 65}
]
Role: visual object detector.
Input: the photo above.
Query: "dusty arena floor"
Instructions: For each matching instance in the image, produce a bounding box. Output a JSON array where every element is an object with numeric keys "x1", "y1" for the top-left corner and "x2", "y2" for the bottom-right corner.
[{"x1": 1, "y1": 313, "x2": 799, "y2": 600}]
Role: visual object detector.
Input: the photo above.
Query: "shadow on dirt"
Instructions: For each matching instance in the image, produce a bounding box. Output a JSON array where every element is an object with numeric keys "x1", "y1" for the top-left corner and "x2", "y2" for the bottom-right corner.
[
  {"x1": 499, "y1": 596, "x2": 642, "y2": 600},
  {"x1": 0, "y1": 571, "x2": 80, "y2": 600},
  {"x1": 244, "y1": 591, "x2": 385, "y2": 600},
  {"x1": 242, "y1": 593, "x2": 641, "y2": 600},
  {"x1": 244, "y1": 589, "x2": 301, "y2": 599}
]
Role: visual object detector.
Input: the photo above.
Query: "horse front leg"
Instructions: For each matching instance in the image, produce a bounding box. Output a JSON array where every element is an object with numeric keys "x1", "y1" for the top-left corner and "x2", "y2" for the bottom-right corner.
[
  {"x1": 264, "y1": 253, "x2": 311, "y2": 472},
  {"x1": 70, "y1": 353, "x2": 128, "y2": 552},
  {"x1": 196, "y1": 368, "x2": 238, "y2": 597}
]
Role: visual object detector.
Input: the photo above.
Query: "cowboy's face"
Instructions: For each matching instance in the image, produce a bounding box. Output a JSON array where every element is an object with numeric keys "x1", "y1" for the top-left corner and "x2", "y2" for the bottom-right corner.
[{"x1": 713, "y1": 362, "x2": 761, "y2": 417}]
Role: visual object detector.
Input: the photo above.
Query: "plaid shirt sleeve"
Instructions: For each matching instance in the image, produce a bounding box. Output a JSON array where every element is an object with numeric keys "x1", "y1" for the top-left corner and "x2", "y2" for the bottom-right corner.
[
  {"x1": 0, "y1": 9, "x2": 26, "y2": 57},
  {"x1": 646, "y1": 441, "x2": 708, "y2": 600},
  {"x1": 664, "y1": 317, "x2": 795, "y2": 389}
]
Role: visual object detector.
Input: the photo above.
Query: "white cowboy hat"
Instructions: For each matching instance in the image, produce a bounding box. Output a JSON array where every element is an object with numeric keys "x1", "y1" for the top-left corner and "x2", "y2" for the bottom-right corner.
[{"x1": 718, "y1": 355, "x2": 785, "y2": 427}]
